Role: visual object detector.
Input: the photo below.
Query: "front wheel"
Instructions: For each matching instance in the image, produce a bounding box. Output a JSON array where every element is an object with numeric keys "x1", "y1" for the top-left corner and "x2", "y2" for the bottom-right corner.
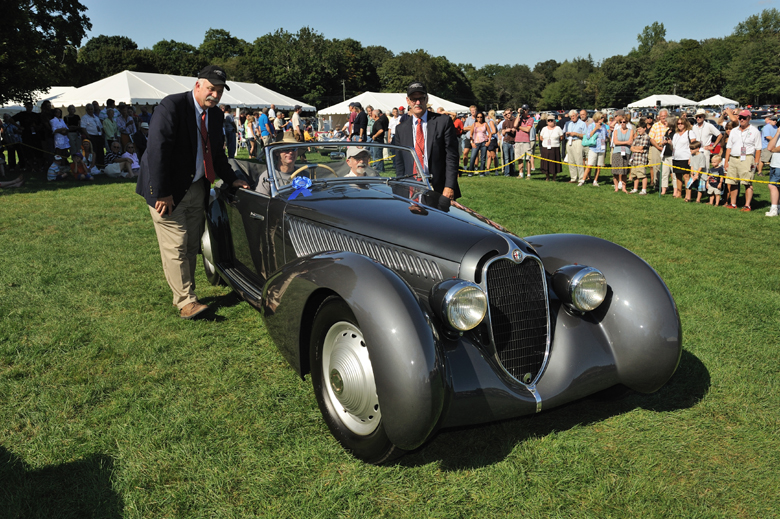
[
  {"x1": 310, "y1": 296, "x2": 401, "y2": 464},
  {"x1": 201, "y1": 221, "x2": 225, "y2": 286}
]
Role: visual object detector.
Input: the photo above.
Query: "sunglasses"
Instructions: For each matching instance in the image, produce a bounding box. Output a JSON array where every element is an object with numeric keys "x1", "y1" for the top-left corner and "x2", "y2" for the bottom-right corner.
[
  {"x1": 677, "y1": 122, "x2": 685, "y2": 125},
  {"x1": 738, "y1": 116, "x2": 748, "y2": 120},
  {"x1": 695, "y1": 115, "x2": 704, "y2": 118}
]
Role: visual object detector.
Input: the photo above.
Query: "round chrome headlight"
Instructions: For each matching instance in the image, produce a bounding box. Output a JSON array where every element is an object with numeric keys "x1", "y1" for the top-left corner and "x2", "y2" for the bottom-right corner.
[
  {"x1": 430, "y1": 280, "x2": 487, "y2": 331},
  {"x1": 552, "y1": 265, "x2": 608, "y2": 312}
]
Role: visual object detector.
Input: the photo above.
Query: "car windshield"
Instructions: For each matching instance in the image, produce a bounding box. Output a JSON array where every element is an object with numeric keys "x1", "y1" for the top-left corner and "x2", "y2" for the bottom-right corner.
[{"x1": 261, "y1": 142, "x2": 426, "y2": 195}]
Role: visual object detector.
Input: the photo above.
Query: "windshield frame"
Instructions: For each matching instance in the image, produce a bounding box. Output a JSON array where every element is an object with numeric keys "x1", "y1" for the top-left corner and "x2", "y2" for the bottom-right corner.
[{"x1": 263, "y1": 142, "x2": 430, "y2": 198}]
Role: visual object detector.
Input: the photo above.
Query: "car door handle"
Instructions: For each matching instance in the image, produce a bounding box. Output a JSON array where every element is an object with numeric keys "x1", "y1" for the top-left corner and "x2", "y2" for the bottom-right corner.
[{"x1": 250, "y1": 212, "x2": 264, "y2": 221}]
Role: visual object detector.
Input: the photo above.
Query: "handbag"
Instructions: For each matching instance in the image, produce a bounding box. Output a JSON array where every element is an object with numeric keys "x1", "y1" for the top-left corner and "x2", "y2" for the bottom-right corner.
[{"x1": 582, "y1": 131, "x2": 598, "y2": 147}]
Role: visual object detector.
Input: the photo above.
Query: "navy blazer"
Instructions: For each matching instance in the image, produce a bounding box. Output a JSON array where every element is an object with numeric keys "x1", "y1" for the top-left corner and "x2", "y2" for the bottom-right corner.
[
  {"x1": 391, "y1": 111, "x2": 461, "y2": 199},
  {"x1": 136, "y1": 91, "x2": 238, "y2": 208}
]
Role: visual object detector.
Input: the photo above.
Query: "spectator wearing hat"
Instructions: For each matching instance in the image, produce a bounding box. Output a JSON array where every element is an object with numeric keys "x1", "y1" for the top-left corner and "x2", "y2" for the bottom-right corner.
[
  {"x1": 759, "y1": 115, "x2": 777, "y2": 174},
  {"x1": 723, "y1": 109, "x2": 762, "y2": 211},
  {"x1": 691, "y1": 108, "x2": 722, "y2": 168},
  {"x1": 47, "y1": 155, "x2": 68, "y2": 181},
  {"x1": 391, "y1": 81, "x2": 460, "y2": 200},
  {"x1": 563, "y1": 109, "x2": 586, "y2": 183},
  {"x1": 513, "y1": 104, "x2": 534, "y2": 179},
  {"x1": 345, "y1": 147, "x2": 372, "y2": 176},
  {"x1": 136, "y1": 65, "x2": 249, "y2": 319},
  {"x1": 69, "y1": 152, "x2": 93, "y2": 181}
]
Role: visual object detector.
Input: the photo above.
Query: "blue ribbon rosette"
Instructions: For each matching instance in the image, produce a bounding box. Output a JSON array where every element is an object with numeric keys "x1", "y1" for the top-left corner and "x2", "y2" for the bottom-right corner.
[{"x1": 288, "y1": 176, "x2": 313, "y2": 200}]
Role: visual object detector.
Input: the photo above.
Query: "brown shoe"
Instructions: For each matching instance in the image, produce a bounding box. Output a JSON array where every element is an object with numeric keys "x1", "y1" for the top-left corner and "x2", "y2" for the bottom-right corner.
[{"x1": 180, "y1": 301, "x2": 208, "y2": 320}]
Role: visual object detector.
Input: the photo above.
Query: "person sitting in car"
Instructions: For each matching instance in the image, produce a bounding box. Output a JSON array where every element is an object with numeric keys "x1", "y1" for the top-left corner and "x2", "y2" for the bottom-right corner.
[{"x1": 344, "y1": 147, "x2": 371, "y2": 176}]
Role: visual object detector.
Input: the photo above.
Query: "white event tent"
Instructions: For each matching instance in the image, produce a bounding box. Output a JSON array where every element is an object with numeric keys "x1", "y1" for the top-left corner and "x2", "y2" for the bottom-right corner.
[
  {"x1": 627, "y1": 94, "x2": 698, "y2": 109},
  {"x1": 318, "y1": 92, "x2": 470, "y2": 131},
  {"x1": 49, "y1": 71, "x2": 315, "y2": 112},
  {"x1": 697, "y1": 95, "x2": 739, "y2": 107},
  {"x1": 0, "y1": 87, "x2": 76, "y2": 116}
]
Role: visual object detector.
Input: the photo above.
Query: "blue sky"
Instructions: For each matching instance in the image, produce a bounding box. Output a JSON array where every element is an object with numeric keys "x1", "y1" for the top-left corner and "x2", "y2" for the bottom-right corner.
[{"x1": 81, "y1": 0, "x2": 775, "y2": 69}]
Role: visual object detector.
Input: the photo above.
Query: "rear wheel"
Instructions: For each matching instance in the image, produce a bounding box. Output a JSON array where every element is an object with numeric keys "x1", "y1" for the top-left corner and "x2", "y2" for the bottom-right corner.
[{"x1": 310, "y1": 296, "x2": 401, "y2": 464}]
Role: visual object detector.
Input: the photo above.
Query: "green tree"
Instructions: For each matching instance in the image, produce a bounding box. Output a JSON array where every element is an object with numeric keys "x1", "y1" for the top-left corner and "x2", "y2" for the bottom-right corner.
[
  {"x1": 538, "y1": 79, "x2": 582, "y2": 110},
  {"x1": 77, "y1": 35, "x2": 159, "y2": 85},
  {"x1": 1, "y1": 0, "x2": 91, "y2": 104},
  {"x1": 199, "y1": 29, "x2": 248, "y2": 61},
  {"x1": 724, "y1": 37, "x2": 780, "y2": 105},
  {"x1": 636, "y1": 22, "x2": 666, "y2": 54},
  {"x1": 378, "y1": 50, "x2": 473, "y2": 104},
  {"x1": 151, "y1": 40, "x2": 207, "y2": 76},
  {"x1": 363, "y1": 45, "x2": 395, "y2": 71},
  {"x1": 733, "y1": 8, "x2": 780, "y2": 38}
]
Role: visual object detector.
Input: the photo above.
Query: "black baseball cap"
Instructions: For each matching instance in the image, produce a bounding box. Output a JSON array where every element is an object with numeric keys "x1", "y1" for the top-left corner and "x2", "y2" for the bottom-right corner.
[
  {"x1": 198, "y1": 65, "x2": 230, "y2": 90},
  {"x1": 407, "y1": 81, "x2": 427, "y2": 97}
]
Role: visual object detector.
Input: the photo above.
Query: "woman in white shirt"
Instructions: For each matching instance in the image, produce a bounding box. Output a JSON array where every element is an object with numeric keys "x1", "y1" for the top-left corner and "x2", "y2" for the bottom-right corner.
[
  {"x1": 671, "y1": 116, "x2": 698, "y2": 199},
  {"x1": 539, "y1": 114, "x2": 564, "y2": 181}
]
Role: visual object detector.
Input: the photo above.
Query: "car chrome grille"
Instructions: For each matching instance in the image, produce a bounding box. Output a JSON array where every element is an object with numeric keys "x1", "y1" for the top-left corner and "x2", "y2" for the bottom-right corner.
[
  {"x1": 486, "y1": 258, "x2": 548, "y2": 384},
  {"x1": 288, "y1": 217, "x2": 443, "y2": 281}
]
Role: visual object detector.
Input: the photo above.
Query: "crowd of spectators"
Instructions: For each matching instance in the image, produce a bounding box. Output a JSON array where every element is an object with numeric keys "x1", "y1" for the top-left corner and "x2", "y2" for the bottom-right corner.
[
  {"x1": 3, "y1": 97, "x2": 777, "y2": 215},
  {"x1": 433, "y1": 103, "x2": 777, "y2": 214}
]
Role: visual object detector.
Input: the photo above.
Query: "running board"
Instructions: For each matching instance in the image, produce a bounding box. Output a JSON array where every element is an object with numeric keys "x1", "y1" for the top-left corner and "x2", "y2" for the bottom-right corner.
[{"x1": 221, "y1": 266, "x2": 264, "y2": 307}]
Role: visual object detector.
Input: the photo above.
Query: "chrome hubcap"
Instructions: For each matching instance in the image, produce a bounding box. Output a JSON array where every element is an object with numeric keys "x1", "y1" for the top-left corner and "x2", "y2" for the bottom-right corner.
[{"x1": 322, "y1": 321, "x2": 380, "y2": 435}]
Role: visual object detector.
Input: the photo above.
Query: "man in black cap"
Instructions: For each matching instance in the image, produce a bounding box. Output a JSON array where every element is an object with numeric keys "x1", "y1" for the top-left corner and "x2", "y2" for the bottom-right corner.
[
  {"x1": 136, "y1": 65, "x2": 249, "y2": 319},
  {"x1": 392, "y1": 81, "x2": 460, "y2": 199}
]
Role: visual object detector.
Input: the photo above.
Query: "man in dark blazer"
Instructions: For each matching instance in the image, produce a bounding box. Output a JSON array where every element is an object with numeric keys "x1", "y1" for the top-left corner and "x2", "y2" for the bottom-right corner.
[
  {"x1": 136, "y1": 65, "x2": 248, "y2": 319},
  {"x1": 391, "y1": 82, "x2": 460, "y2": 200}
]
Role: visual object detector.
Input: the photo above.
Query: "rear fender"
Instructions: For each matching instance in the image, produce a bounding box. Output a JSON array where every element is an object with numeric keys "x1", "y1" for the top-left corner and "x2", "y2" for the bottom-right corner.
[
  {"x1": 525, "y1": 234, "x2": 682, "y2": 394},
  {"x1": 262, "y1": 251, "x2": 445, "y2": 450}
]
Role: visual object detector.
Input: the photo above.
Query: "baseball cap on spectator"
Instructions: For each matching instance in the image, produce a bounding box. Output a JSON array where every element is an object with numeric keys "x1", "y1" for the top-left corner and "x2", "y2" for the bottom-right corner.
[
  {"x1": 346, "y1": 147, "x2": 370, "y2": 159},
  {"x1": 140, "y1": 122, "x2": 149, "y2": 129},
  {"x1": 407, "y1": 81, "x2": 427, "y2": 97},
  {"x1": 294, "y1": 104, "x2": 301, "y2": 110},
  {"x1": 198, "y1": 65, "x2": 230, "y2": 90},
  {"x1": 738, "y1": 109, "x2": 751, "y2": 117},
  {"x1": 398, "y1": 106, "x2": 405, "y2": 112},
  {"x1": 695, "y1": 108, "x2": 707, "y2": 116}
]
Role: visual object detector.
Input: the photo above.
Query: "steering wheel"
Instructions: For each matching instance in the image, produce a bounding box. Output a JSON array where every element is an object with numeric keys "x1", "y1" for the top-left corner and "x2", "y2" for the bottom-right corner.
[{"x1": 290, "y1": 163, "x2": 336, "y2": 180}]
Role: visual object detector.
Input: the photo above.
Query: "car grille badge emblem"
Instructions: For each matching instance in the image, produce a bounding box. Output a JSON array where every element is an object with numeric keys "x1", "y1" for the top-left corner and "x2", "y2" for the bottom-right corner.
[{"x1": 511, "y1": 249, "x2": 524, "y2": 263}]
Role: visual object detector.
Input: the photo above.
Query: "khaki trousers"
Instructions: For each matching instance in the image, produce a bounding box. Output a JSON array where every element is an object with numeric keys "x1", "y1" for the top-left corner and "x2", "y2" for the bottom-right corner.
[
  {"x1": 566, "y1": 139, "x2": 584, "y2": 181},
  {"x1": 650, "y1": 147, "x2": 674, "y2": 189},
  {"x1": 148, "y1": 178, "x2": 206, "y2": 309}
]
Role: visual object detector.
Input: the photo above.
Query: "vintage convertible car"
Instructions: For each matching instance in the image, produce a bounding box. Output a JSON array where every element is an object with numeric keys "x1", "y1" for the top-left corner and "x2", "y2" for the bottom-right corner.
[{"x1": 202, "y1": 141, "x2": 682, "y2": 463}]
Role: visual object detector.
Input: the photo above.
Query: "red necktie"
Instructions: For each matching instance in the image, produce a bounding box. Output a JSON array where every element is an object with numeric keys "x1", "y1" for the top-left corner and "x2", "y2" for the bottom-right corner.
[
  {"x1": 200, "y1": 111, "x2": 215, "y2": 183},
  {"x1": 414, "y1": 118, "x2": 424, "y2": 179}
]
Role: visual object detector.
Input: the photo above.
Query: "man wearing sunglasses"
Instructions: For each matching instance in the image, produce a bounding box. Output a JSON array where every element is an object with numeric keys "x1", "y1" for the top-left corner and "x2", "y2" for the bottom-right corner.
[{"x1": 723, "y1": 109, "x2": 762, "y2": 211}]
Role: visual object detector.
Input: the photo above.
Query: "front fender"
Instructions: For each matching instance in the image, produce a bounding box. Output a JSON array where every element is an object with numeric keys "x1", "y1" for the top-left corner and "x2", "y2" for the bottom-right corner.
[
  {"x1": 262, "y1": 251, "x2": 445, "y2": 451},
  {"x1": 525, "y1": 234, "x2": 682, "y2": 394}
]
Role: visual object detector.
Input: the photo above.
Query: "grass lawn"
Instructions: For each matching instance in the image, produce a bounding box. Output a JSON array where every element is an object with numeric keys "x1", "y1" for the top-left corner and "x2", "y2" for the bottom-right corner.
[{"x1": 1, "y1": 155, "x2": 779, "y2": 518}]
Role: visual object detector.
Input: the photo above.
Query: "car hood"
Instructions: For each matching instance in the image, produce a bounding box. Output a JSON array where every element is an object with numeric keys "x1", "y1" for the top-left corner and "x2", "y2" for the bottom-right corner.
[{"x1": 283, "y1": 181, "x2": 518, "y2": 263}]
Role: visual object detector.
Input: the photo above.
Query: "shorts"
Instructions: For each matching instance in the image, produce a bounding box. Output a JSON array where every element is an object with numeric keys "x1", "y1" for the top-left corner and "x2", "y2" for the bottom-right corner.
[
  {"x1": 706, "y1": 184, "x2": 722, "y2": 195},
  {"x1": 725, "y1": 156, "x2": 754, "y2": 186},
  {"x1": 631, "y1": 167, "x2": 647, "y2": 180},
  {"x1": 463, "y1": 137, "x2": 472, "y2": 150},
  {"x1": 514, "y1": 142, "x2": 532, "y2": 159},
  {"x1": 761, "y1": 148, "x2": 772, "y2": 163},
  {"x1": 261, "y1": 135, "x2": 274, "y2": 146},
  {"x1": 587, "y1": 150, "x2": 605, "y2": 167},
  {"x1": 769, "y1": 167, "x2": 780, "y2": 185}
]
